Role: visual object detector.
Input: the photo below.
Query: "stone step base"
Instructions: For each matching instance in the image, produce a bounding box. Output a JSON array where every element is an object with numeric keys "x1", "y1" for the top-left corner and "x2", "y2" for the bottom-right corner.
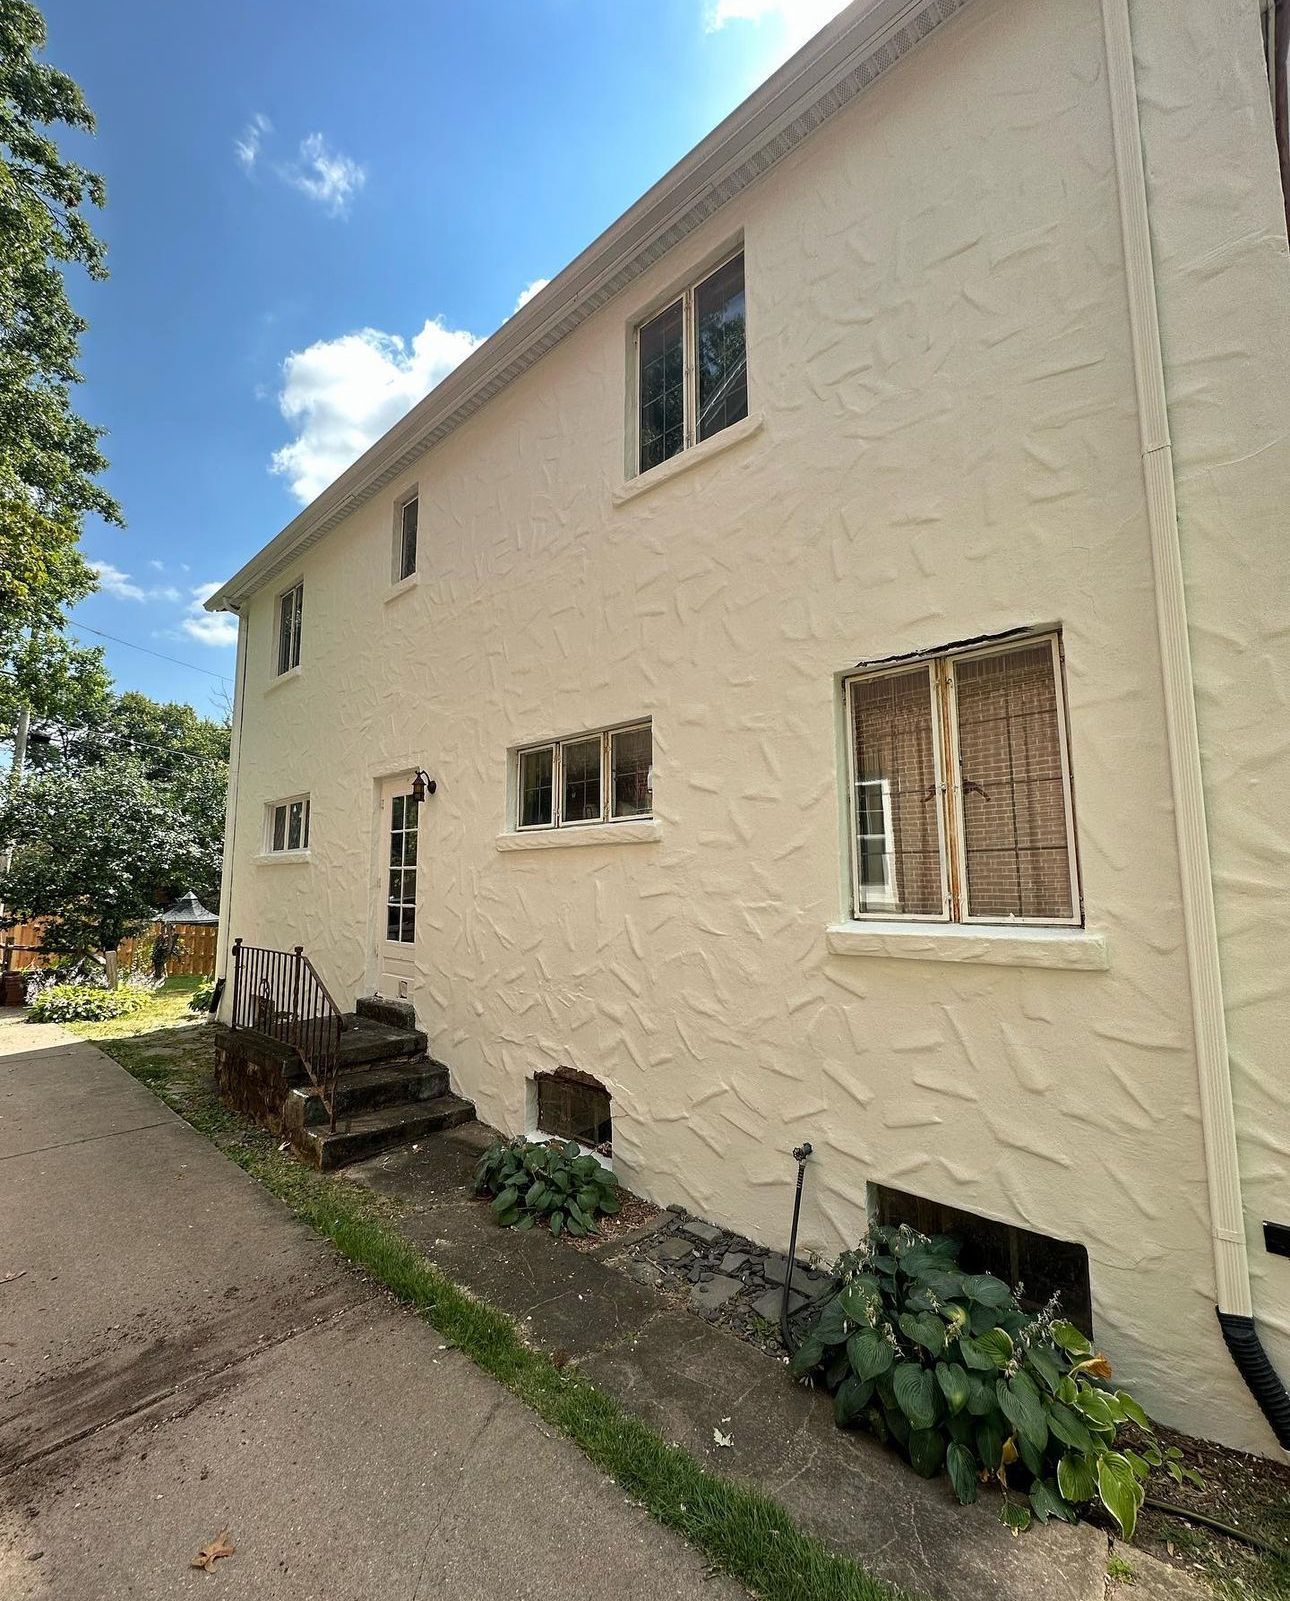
[{"x1": 298, "y1": 1094, "x2": 475, "y2": 1170}]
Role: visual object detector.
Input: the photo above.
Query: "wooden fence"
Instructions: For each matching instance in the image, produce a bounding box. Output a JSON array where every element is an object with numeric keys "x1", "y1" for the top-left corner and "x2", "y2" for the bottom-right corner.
[{"x1": 1, "y1": 919, "x2": 219, "y2": 979}]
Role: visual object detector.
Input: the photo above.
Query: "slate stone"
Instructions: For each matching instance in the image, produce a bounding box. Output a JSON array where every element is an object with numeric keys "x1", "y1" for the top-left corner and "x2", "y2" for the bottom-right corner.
[
  {"x1": 689, "y1": 1275, "x2": 743, "y2": 1315},
  {"x1": 750, "y1": 1286, "x2": 804, "y2": 1322},
  {"x1": 656, "y1": 1237, "x2": 693, "y2": 1263},
  {"x1": 627, "y1": 1261, "x2": 660, "y2": 1288},
  {"x1": 679, "y1": 1219, "x2": 724, "y2": 1245},
  {"x1": 718, "y1": 1251, "x2": 748, "y2": 1275},
  {"x1": 762, "y1": 1255, "x2": 827, "y2": 1296}
]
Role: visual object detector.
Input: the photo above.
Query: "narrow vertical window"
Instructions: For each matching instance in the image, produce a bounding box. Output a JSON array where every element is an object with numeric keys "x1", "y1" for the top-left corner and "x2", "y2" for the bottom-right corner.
[
  {"x1": 518, "y1": 746, "x2": 555, "y2": 829},
  {"x1": 638, "y1": 300, "x2": 685, "y2": 473},
  {"x1": 610, "y1": 725, "x2": 652, "y2": 818},
  {"x1": 844, "y1": 635, "x2": 1079, "y2": 925},
  {"x1": 695, "y1": 253, "x2": 747, "y2": 443},
  {"x1": 560, "y1": 736, "x2": 602, "y2": 824},
  {"x1": 387, "y1": 792, "x2": 418, "y2": 943},
  {"x1": 398, "y1": 495, "x2": 419, "y2": 581},
  {"x1": 277, "y1": 582, "x2": 303, "y2": 675}
]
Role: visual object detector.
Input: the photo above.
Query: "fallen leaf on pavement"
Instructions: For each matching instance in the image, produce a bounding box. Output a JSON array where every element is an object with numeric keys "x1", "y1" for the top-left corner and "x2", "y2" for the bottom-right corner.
[
  {"x1": 191, "y1": 1529, "x2": 235, "y2": 1573},
  {"x1": 713, "y1": 1429, "x2": 733, "y2": 1449}
]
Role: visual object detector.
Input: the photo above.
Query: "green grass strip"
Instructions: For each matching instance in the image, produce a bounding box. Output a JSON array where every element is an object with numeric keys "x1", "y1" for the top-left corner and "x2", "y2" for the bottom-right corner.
[{"x1": 71, "y1": 990, "x2": 913, "y2": 1601}]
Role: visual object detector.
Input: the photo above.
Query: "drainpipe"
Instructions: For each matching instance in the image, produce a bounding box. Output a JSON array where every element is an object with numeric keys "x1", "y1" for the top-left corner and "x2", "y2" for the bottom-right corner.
[
  {"x1": 214, "y1": 606, "x2": 248, "y2": 1018},
  {"x1": 1100, "y1": 0, "x2": 1290, "y2": 1447}
]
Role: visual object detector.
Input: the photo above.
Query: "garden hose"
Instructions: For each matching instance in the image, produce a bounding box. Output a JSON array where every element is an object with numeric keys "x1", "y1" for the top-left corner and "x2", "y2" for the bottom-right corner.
[{"x1": 1142, "y1": 1496, "x2": 1285, "y2": 1556}]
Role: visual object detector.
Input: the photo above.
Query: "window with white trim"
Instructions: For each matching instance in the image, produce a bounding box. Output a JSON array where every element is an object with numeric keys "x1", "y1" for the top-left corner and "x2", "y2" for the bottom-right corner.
[
  {"x1": 276, "y1": 581, "x2": 303, "y2": 675},
  {"x1": 395, "y1": 492, "x2": 418, "y2": 582},
  {"x1": 265, "y1": 794, "x2": 310, "y2": 854},
  {"x1": 843, "y1": 634, "x2": 1080, "y2": 925},
  {"x1": 515, "y1": 722, "x2": 652, "y2": 831},
  {"x1": 636, "y1": 250, "x2": 746, "y2": 474}
]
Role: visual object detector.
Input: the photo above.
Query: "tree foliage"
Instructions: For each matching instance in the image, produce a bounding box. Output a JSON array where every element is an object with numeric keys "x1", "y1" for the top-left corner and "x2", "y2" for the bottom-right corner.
[{"x1": 0, "y1": 0, "x2": 120, "y2": 647}]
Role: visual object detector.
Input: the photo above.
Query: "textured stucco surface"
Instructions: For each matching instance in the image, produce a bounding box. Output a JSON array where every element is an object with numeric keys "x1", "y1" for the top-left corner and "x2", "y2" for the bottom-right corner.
[{"x1": 218, "y1": 0, "x2": 1289, "y2": 1453}]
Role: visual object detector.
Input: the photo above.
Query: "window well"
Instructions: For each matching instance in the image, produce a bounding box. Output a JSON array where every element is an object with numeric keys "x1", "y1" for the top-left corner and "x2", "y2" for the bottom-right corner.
[{"x1": 535, "y1": 1067, "x2": 612, "y2": 1153}]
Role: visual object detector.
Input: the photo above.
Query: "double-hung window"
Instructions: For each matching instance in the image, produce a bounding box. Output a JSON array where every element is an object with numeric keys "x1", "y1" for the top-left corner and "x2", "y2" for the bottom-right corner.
[
  {"x1": 637, "y1": 250, "x2": 747, "y2": 474},
  {"x1": 516, "y1": 722, "x2": 652, "y2": 831},
  {"x1": 276, "y1": 581, "x2": 303, "y2": 675},
  {"x1": 843, "y1": 634, "x2": 1080, "y2": 925},
  {"x1": 266, "y1": 794, "x2": 310, "y2": 854},
  {"x1": 396, "y1": 493, "x2": 418, "y2": 582}
]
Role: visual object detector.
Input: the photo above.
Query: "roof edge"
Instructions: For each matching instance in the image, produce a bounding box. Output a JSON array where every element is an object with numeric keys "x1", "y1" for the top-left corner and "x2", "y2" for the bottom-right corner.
[{"x1": 208, "y1": 0, "x2": 969, "y2": 612}]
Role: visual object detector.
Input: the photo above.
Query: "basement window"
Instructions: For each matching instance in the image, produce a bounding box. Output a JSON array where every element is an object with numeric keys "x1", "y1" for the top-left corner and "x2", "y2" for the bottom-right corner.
[
  {"x1": 535, "y1": 1068, "x2": 613, "y2": 1154},
  {"x1": 872, "y1": 1183, "x2": 1093, "y2": 1334}
]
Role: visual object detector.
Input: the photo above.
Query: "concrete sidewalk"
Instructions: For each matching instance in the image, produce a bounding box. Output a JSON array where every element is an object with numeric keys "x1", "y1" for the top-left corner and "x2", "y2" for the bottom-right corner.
[{"x1": 0, "y1": 1014, "x2": 746, "y2": 1600}]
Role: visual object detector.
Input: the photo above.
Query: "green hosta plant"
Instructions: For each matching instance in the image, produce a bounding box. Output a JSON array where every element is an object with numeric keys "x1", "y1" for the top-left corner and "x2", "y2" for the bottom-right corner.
[
  {"x1": 27, "y1": 982, "x2": 150, "y2": 1023},
  {"x1": 789, "y1": 1224, "x2": 1197, "y2": 1537},
  {"x1": 474, "y1": 1137, "x2": 621, "y2": 1237}
]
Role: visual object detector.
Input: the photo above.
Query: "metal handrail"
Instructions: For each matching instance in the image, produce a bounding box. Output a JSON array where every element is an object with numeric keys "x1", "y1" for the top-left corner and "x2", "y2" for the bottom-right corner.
[{"x1": 229, "y1": 939, "x2": 348, "y2": 1130}]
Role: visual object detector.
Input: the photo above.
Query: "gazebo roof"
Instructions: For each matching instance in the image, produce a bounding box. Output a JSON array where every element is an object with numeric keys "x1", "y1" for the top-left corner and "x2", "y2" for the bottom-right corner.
[{"x1": 158, "y1": 890, "x2": 219, "y2": 925}]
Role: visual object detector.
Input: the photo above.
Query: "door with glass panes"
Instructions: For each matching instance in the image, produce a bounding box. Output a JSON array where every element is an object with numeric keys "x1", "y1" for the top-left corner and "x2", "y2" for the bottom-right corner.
[{"x1": 375, "y1": 774, "x2": 419, "y2": 997}]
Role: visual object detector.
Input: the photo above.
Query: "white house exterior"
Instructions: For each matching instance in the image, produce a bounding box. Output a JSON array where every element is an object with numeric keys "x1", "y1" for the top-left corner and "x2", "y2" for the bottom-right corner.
[{"x1": 208, "y1": 0, "x2": 1290, "y2": 1456}]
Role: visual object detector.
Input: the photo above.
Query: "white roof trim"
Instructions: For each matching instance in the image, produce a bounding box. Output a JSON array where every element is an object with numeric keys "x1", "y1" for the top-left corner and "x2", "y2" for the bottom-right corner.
[{"x1": 207, "y1": 0, "x2": 970, "y2": 612}]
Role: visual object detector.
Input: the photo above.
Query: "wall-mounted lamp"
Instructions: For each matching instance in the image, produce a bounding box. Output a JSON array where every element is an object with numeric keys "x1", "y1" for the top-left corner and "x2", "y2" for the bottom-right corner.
[{"x1": 410, "y1": 768, "x2": 437, "y2": 803}]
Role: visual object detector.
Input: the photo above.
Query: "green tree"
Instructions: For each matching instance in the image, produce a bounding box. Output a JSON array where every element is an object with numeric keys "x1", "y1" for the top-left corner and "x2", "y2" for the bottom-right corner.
[
  {"x1": 0, "y1": 0, "x2": 120, "y2": 647},
  {"x1": 0, "y1": 630, "x2": 110, "y2": 761},
  {"x1": 0, "y1": 757, "x2": 216, "y2": 980}
]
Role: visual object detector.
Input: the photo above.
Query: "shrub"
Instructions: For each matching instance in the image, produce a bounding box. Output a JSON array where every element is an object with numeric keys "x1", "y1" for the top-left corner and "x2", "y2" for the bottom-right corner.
[
  {"x1": 474, "y1": 1137, "x2": 621, "y2": 1237},
  {"x1": 188, "y1": 979, "x2": 216, "y2": 1014},
  {"x1": 28, "y1": 983, "x2": 151, "y2": 1023},
  {"x1": 789, "y1": 1223, "x2": 1199, "y2": 1538}
]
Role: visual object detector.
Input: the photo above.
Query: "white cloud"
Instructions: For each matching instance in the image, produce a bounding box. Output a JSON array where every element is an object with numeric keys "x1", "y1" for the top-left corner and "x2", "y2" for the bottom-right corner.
[
  {"x1": 235, "y1": 112, "x2": 272, "y2": 172},
  {"x1": 91, "y1": 561, "x2": 146, "y2": 602},
  {"x1": 179, "y1": 582, "x2": 239, "y2": 648},
  {"x1": 270, "y1": 318, "x2": 483, "y2": 502},
  {"x1": 514, "y1": 278, "x2": 550, "y2": 312},
  {"x1": 279, "y1": 132, "x2": 366, "y2": 217},
  {"x1": 705, "y1": 0, "x2": 849, "y2": 56}
]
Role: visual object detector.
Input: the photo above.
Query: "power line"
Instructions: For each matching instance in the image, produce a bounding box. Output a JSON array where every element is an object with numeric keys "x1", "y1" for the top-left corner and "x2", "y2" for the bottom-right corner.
[{"x1": 66, "y1": 622, "x2": 235, "y2": 684}]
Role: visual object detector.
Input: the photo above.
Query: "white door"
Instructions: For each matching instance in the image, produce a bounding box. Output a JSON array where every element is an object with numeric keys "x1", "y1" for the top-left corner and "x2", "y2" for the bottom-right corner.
[{"x1": 374, "y1": 774, "x2": 420, "y2": 999}]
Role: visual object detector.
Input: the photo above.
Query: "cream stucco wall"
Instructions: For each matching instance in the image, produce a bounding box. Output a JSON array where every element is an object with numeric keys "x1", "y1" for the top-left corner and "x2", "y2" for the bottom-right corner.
[{"x1": 218, "y1": 0, "x2": 1290, "y2": 1453}]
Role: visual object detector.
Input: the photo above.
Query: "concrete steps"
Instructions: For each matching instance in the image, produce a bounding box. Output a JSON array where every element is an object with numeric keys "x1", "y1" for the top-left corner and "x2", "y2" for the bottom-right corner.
[{"x1": 285, "y1": 1003, "x2": 473, "y2": 1170}]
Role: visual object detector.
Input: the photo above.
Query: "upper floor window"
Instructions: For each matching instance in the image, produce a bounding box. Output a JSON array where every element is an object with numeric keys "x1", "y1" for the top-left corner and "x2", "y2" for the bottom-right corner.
[
  {"x1": 266, "y1": 794, "x2": 310, "y2": 854},
  {"x1": 396, "y1": 493, "x2": 418, "y2": 582},
  {"x1": 843, "y1": 634, "x2": 1080, "y2": 926},
  {"x1": 637, "y1": 250, "x2": 746, "y2": 475},
  {"x1": 515, "y1": 721, "x2": 652, "y2": 831},
  {"x1": 276, "y1": 581, "x2": 303, "y2": 675}
]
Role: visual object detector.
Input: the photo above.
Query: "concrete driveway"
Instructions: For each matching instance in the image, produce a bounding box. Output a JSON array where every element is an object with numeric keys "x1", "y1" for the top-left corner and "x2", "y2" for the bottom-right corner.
[{"x1": 0, "y1": 1014, "x2": 745, "y2": 1600}]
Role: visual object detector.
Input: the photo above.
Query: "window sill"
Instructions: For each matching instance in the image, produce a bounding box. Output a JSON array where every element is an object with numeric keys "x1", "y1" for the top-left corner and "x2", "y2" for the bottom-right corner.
[
  {"x1": 255, "y1": 849, "x2": 312, "y2": 865},
  {"x1": 612, "y1": 412, "x2": 764, "y2": 506},
  {"x1": 266, "y1": 665, "x2": 302, "y2": 694},
  {"x1": 825, "y1": 920, "x2": 1108, "y2": 971},
  {"x1": 496, "y1": 820, "x2": 661, "y2": 852},
  {"x1": 385, "y1": 572, "x2": 420, "y2": 604}
]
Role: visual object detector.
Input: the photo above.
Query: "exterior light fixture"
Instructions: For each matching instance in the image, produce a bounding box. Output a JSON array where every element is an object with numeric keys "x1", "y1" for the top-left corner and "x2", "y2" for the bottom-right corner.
[{"x1": 410, "y1": 768, "x2": 437, "y2": 803}]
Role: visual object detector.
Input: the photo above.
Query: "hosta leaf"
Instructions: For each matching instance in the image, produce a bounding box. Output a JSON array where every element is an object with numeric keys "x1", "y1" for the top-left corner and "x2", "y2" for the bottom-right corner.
[
  {"x1": 525, "y1": 1180, "x2": 549, "y2": 1208},
  {"x1": 922, "y1": 1269, "x2": 968, "y2": 1302},
  {"x1": 1028, "y1": 1478, "x2": 1075, "y2": 1524},
  {"x1": 899, "y1": 1313, "x2": 946, "y2": 1356},
  {"x1": 847, "y1": 1328, "x2": 895, "y2": 1383},
  {"x1": 491, "y1": 1187, "x2": 519, "y2": 1215},
  {"x1": 550, "y1": 1211, "x2": 564, "y2": 1238},
  {"x1": 947, "y1": 1441, "x2": 979, "y2": 1504},
  {"x1": 496, "y1": 1207, "x2": 521, "y2": 1228},
  {"x1": 935, "y1": 1361, "x2": 971, "y2": 1415},
  {"x1": 839, "y1": 1283, "x2": 875, "y2": 1321},
  {"x1": 946, "y1": 1409, "x2": 974, "y2": 1445},
  {"x1": 1026, "y1": 1344, "x2": 1062, "y2": 1394},
  {"x1": 1115, "y1": 1391, "x2": 1153, "y2": 1431},
  {"x1": 882, "y1": 1401, "x2": 911, "y2": 1447},
  {"x1": 997, "y1": 1376, "x2": 1048, "y2": 1451},
  {"x1": 825, "y1": 1351, "x2": 850, "y2": 1390},
  {"x1": 834, "y1": 1375, "x2": 874, "y2": 1426},
  {"x1": 976, "y1": 1418, "x2": 1005, "y2": 1472},
  {"x1": 514, "y1": 1214, "x2": 535, "y2": 1231},
  {"x1": 788, "y1": 1336, "x2": 825, "y2": 1379},
  {"x1": 1018, "y1": 1431, "x2": 1045, "y2": 1480},
  {"x1": 816, "y1": 1298, "x2": 851, "y2": 1346},
  {"x1": 566, "y1": 1216, "x2": 586, "y2": 1237},
  {"x1": 892, "y1": 1363, "x2": 939, "y2": 1430},
  {"x1": 1074, "y1": 1388, "x2": 1116, "y2": 1432},
  {"x1": 960, "y1": 1329, "x2": 1013, "y2": 1370},
  {"x1": 1001, "y1": 1500, "x2": 1032, "y2": 1534},
  {"x1": 599, "y1": 1195, "x2": 622, "y2": 1215},
  {"x1": 1051, "y1": 1320, "x2": 1093, "y2": 1358},
  {"x1": 1096, "y1": 1452, "x2": 1143, "y2": 1541},
  {"x1": 1123, "y1": 1450, "x2": 1153, "y2": 1481},
  {"x1": 965, "y1": 1374, "x2": 998, "y2": 1416},
  {"x1": 577, "y1": 1188, "x2": 600, "y2": 1212},
  {"x1": 908, "y1": 1428, "x2": 945, "y2": 1479},
  {"x1": 1056, "y1": 1450, "x2": 1096, "y2": 1504},
  {"x1": 1047, "y1": 1401, "x2": 1096, "y2": 1454},
  {"x1": 962, "y1": 1274, "x2": 1013, "y2": 1308}
]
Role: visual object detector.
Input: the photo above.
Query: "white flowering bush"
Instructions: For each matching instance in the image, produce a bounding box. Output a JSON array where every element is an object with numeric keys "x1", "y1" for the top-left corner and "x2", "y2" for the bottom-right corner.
[{"x1": 789, "y1": 1223, "x2": 1198, "y2": 1536}]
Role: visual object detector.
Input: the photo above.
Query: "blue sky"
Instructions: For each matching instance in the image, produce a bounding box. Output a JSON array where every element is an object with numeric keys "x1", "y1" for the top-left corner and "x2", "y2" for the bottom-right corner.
[{"x1": 45, "y1": 0, "x2": 847, "y2": 718}]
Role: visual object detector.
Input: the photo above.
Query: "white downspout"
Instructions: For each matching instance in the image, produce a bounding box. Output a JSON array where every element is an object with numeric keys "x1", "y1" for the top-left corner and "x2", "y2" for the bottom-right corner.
[
  {"x1": 1099, "y1": 0, "x2": 1254, "y2": 1319},
  {"x1": 214, "y1": 606, "x2": 248, "y2": 1017}
]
